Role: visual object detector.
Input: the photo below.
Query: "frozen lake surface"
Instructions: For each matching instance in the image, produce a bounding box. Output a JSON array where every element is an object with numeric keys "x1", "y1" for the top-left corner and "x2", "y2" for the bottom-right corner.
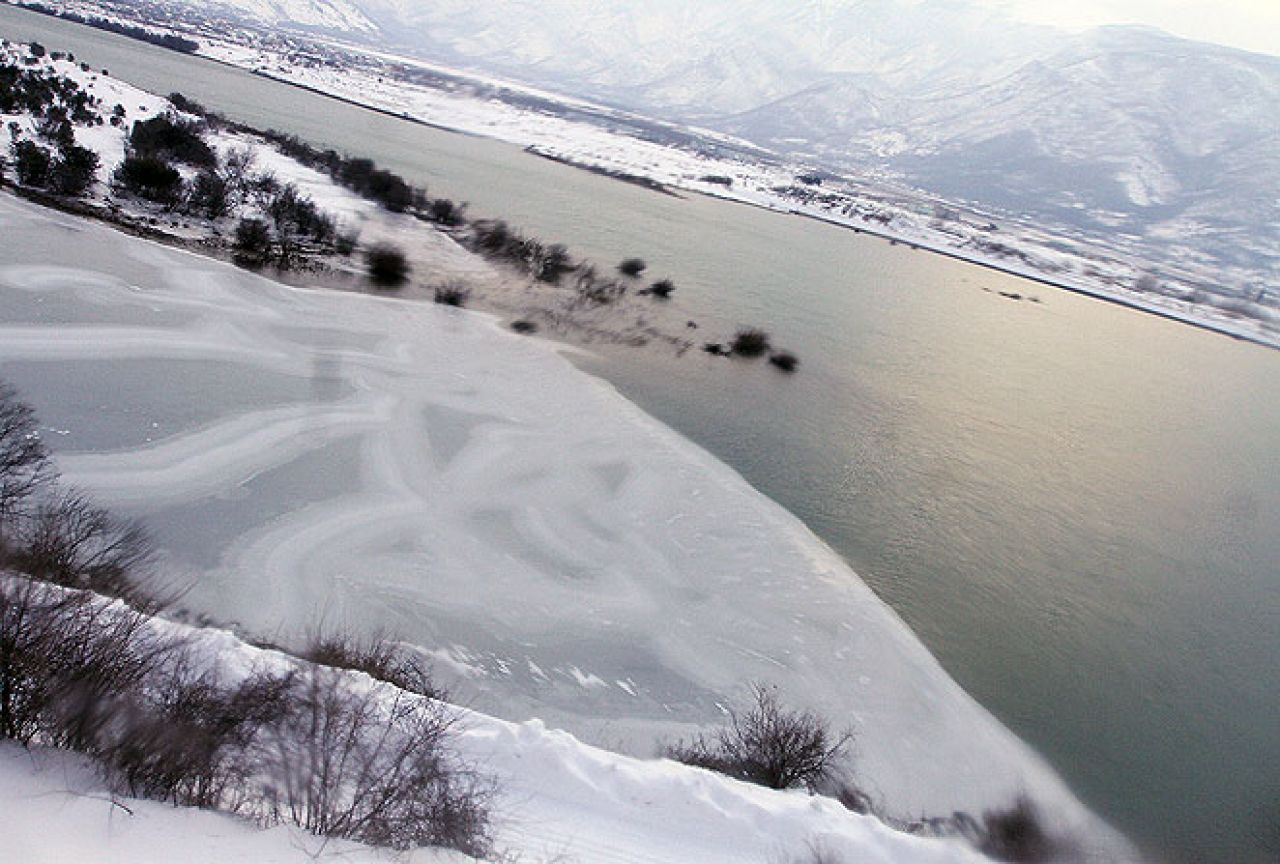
[{"x1": 0, "y1": 195, "x2": 1129, "y2": 856}]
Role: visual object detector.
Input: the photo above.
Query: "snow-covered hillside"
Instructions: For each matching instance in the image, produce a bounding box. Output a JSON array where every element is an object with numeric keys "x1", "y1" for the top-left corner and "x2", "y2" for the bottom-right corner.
[{"x1": 0, "y1": 612, "x2": 992, "y2": 864}]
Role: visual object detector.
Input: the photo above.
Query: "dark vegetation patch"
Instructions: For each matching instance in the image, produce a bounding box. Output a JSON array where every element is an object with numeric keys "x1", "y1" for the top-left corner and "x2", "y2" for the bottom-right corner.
[
  {"x1": 618, "y1": 257, "x2": 647, "y2": 277},
  {"x1": 113, "y1": 154, "x2": 183, "y2": 204},
  {"x1": 647, "y1": 278, "x2": 675, "y2": 299},
  {"x1": 366, "y1": 243, "x2": 411, "y2": 288},
  {"x1": 730, "y1": 327, "x2": 771, "y2": 357},
  {"x1": 129, "y1": 114, "x2": 216, "y2": 167},
  {"x1": 769, "y1": 351, "x2": 799, "y2": 372},
  {"x1": 433, "y1": 281, "x2": 470, "y2": 307}
]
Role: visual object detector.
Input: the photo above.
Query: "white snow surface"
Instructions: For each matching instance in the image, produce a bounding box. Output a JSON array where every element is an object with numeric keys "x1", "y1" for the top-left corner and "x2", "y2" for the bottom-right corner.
[
  {"x1": 0, "y1": 193, "x2": 1133, "y2": 860},
  {"x1": 0, "y1": 595, "x2": 991, "y2": 864}
]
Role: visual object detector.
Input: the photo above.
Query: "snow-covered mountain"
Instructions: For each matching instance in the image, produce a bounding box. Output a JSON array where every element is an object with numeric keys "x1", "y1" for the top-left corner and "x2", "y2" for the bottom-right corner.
[{"x1": 139, "y1": 0, "x2": 1280, "y2": 276}]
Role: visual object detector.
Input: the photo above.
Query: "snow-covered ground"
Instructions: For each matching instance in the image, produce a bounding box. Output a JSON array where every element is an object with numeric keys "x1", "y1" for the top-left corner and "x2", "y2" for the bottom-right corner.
[
  {"x1": 0, "y1": 192, "x2": 1137, "y2": 861},
  {"x1": 0, "y1": 601, "x2": 992, "y2": 864}
]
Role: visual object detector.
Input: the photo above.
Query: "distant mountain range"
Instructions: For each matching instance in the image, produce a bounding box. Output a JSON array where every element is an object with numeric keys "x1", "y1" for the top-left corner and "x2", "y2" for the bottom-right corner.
[{"x1": 137, "y1": 0, "x2": 1280, "y2": 281}]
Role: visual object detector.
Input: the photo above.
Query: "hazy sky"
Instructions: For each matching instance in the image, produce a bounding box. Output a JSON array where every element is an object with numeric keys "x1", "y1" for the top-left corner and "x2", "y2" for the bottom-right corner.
[{"x1": 977, "y1": 0, "x2": 1280, "y2": 56}]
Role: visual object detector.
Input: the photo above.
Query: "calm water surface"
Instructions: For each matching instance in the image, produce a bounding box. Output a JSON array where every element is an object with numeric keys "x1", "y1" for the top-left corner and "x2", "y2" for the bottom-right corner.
[{"x1": 3, "y1": 8, "x2": 1278, "y2": 862}]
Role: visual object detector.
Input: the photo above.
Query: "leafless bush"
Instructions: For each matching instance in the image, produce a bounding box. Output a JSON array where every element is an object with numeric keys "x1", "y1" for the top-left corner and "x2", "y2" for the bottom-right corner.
[
  {"x1": 433, "y1": 281, "x2": 471, "y2": 308},
  {"x1": 101, "y1": 659, "x2": 294, "y2": 809},
  {"x1": 11, "y1": 487, "x2": 154, "y2": 606},
  {"x1": 667, "y1": 683, "x2": 851, "y2": 791},
  {"x1": 255, "y1": 667, "x2": 494, "y2": 856},
  {"x1": 0, "y1": 577, "x2": 175, "y2": 748},
  {"x1": 0, "y1": 380, "x2": 54, "y2": 529},
  {"x1": 304, "y1": 632, "x2": 445, "y2": 700}
]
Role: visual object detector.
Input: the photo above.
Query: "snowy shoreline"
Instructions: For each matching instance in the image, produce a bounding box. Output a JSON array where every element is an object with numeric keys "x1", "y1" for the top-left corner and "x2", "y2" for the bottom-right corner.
[{"x1": 186, "y1": 38, "x2": 1277, "y2": 351}]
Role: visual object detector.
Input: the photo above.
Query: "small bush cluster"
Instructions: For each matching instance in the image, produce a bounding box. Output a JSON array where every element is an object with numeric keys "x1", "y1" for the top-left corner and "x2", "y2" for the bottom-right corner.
[
  {"x1": 433, "y1": 282, "x2": 470, "y2": 307},
  {"x1": 254, "y1": 130, "x2": 433, "y2": 217},
  {"x1": 468, "y1": 220, "x2": 575, "y2": 284},
  {"x1": 667, "y1": 684, "x2": 851, "y2": 792},
  {"x1": 0, "y1": 58, "x2": 97, "y2": 121},
  {"x1": 2, "y1": 61, "x2": 102, "y2": 197},
  {"x1": 113, "y1": 153, "x2": 183, "y2": 204}
]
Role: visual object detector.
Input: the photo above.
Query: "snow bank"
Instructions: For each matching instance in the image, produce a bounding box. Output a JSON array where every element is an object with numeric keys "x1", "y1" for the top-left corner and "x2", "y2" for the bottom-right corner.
[
  {"x1": 0, "y1": 192, "x2": 1133, "y2": 860},
  {"x1": 0, "y1": 743, "x2": 471, "y2": 864}
]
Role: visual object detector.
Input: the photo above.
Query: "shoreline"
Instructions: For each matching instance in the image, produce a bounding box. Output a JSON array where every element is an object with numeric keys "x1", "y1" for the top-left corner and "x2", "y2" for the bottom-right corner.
[{"x1": 185, "y1": 48, "x2": 1278, "y2": 352}]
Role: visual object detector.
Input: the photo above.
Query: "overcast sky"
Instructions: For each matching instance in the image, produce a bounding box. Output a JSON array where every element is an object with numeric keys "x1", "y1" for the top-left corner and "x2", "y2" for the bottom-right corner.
[{"x1": 976, "y1": 0, "x2": 1280, "y2": 56}]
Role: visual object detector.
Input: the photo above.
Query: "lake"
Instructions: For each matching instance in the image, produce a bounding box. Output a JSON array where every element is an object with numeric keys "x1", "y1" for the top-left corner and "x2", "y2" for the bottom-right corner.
[{"x1": 2, "y1": 7, "x2": 1278, "y2": 862}]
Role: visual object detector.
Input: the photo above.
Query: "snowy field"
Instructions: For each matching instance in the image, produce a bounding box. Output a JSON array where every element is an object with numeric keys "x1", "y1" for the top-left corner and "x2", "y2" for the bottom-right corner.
[{"x1": 0, "y1": 194, "x2": 1136, "y2": 860}]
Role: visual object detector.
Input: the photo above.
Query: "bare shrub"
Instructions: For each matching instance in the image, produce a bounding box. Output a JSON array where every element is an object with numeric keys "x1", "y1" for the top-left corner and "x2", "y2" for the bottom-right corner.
[
  {"x1": 12, "y1": 487, "x2": 154, "y2": 604},
  {"x1": 255, "y1": 667, "x2": 494, "y2": 856},
  {"x1": 0, "y1": 380, "x2": 54, "y2": 529},
  {"x1": 667, "y1": 684, "x2": 850, "y2": 791},
  {"x1": 532, "y1": 243, "x2": 573, "y2": 284},
  {"x1": 304, "y1": 633, "x2": 445, "y2": 700},
  {"x1": 730, "y1": 327, "x2": 771, "y2": 357},
  {"x1": 0, "y1": 577, "x2": 175, "y2": 749},
  {"x1": 433, "y1": 282, "x2": 470, "y2": 308},
  {"x1": 102, "y1": 660, "x2": 294, "y2": 809}
]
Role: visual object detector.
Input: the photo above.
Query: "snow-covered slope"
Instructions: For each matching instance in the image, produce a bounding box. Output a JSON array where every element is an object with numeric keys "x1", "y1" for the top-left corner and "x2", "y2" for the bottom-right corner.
[{"x1": 0, "y1": 603, "x2": 992, "y2": 864}]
